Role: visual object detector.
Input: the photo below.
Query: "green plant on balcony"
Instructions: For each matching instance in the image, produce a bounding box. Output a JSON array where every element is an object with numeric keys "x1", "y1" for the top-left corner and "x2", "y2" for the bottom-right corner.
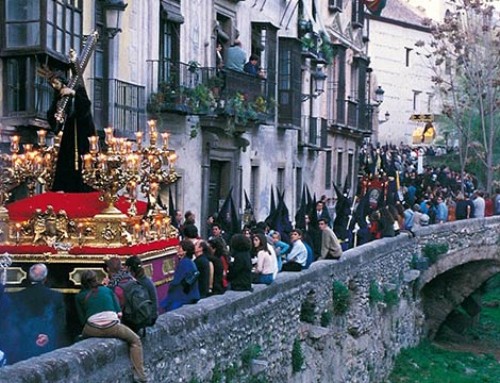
[
  {"x1": 319, "y1": 32, "x2": 335, "y2": 65},
  {"x1": 187, "y1": 60, "x2": 201, "y2": 73},
  {"x1": 301, "y1": 33, "x2": 316, "y2": 52},
  {"x1": 186, "y1": 84, "x2": 216, "y2": 114},
  {"x1": 206, "y1": 75, "x2": 225, "y2": 99},
  {"x1": 147, "y1": 82, "x2": 190, "y2": 114},
  {"x1": 224, "y1": 93, "x2": 252, "y2": 124}
]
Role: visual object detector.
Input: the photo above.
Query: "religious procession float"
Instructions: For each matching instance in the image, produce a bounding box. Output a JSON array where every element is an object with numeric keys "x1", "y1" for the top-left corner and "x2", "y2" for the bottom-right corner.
[
  {"x1": 0, "y1": 118, "x2": 180, "y2": 297},
  {"x1": 0, "y1": 32, "x2": 179, "y2": 313}
]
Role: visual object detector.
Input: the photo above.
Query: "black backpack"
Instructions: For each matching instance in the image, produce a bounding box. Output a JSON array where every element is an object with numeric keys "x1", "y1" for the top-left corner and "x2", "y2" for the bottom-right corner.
[{"x1": 120, "y1": 280, "x2": 155, "y2": 331}]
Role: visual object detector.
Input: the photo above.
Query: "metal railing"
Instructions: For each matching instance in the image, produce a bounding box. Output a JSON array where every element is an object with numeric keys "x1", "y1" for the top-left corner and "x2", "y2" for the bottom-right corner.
[
  {"x1": 146, "y1": 59, "x2": 275, "y2": 121},
  {"x1": 112, "y1": 79, "x2": 146, "y2": 134}
]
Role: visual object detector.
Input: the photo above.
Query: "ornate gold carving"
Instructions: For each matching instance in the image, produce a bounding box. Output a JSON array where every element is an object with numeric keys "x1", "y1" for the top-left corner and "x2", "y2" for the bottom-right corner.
[{"x1": 22, "y1": 206, "x2": 75, "y2": 246}]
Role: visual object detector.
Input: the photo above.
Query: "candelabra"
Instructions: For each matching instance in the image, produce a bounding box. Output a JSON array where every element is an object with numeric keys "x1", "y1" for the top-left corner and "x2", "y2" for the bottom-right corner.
[
  {"x1": 0, "y1": 131, "x2": 59, "y2": 210},
  {"x1": 82, "y1": 120, "x2": 178, "y2": 216}
]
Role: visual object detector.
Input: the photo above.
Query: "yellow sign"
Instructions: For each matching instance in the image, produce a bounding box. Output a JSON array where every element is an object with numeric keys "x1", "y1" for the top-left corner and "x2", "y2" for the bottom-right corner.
[{"x1": 409, "y1": 114, "x2": 433, "y2": 122}]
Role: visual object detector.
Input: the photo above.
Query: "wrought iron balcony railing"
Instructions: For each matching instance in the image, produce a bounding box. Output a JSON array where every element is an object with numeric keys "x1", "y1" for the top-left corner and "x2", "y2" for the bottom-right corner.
[{"x1": 146, "y1": 59, "x2": 275, "y2": 125}]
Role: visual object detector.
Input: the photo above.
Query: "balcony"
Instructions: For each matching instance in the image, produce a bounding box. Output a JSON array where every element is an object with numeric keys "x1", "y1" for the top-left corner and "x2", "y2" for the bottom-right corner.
[
  {"x1": 146, "y1": 59, "x2": 275, "y2": 128},
  {"x1": 330, "y1": 99, "x2": 371, "y2": 137}
]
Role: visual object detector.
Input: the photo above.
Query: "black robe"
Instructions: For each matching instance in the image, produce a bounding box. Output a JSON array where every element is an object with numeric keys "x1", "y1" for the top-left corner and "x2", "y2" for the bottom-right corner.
[{"x1": 48, "y1": 85, "x2": 96, "y2": 193}]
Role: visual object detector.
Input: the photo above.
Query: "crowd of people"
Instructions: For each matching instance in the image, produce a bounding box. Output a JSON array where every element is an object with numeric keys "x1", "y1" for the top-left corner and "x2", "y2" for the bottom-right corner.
[
  {"x1": 344, "y1": 144, "x2": 500, "y2": 246},
  {"x1": 3, "y1": 142, "x2": 499, "y2": 380}
]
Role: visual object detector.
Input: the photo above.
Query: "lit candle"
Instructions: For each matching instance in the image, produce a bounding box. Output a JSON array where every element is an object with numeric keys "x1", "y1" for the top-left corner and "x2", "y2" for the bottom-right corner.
[
  {"x1": 104, "y1": 127, "x2": 114, "y2": 145},
  {"x1": 88, "y1": 136, "x2": 99, "y2": 153},
  {"x1": 10, "y1": 135, "x2": 20, "y2": 153},
  {"x1": 161, "y1": 132, "x2": 170, "y2": 149},
  {"x1": 83, "y1": 154, "x2": 93, "y2": 170},
  {"x1": 23, "y1": 144, "x2": 33, "y2": 153},
  {"x1": 125, "y1": 141, "x2": 133, "y2": 154},
  {"x1": 135, "y1": 131, "x2": 143, "y2": 149},
  {"x1": 147, "y1": 119, "x2": 157, "y2": 134},
  {"x1": 37, "y1": 130, "x2": 47, "y2": 147},
  {"x1": 150, "y1": 131, "x2": 158, "y2": 146},
  {"x1": 98, "y1": 154, "x2": 108, "y2": 170},
  {"x1": 15, "y1": 223, "x2": 21, "y2": 244}
]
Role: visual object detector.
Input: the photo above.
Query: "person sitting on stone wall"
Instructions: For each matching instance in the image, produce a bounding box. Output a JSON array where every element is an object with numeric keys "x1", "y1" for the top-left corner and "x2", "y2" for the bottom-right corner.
[
  {"x1": 281, "y1": 229, "x2": 308, "y2": 272},
  {"x1": 160, "y1": 240, "x2": 200, "y2": 312},
  {"x1": 75, "y1": 270, "x2": 147, "y2": 383},
  {"x1": 227, "y1": 234, "x2": 253, "y2": 291}
]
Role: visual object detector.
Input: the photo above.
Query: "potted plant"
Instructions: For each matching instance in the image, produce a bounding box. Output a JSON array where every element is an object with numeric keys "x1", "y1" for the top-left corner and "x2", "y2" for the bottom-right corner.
[
  {"x1": 187, "y1": 60, "x2": 200, "y2": 73},
  {"x1": 206, "y1": 75, "x2": 225, "y2": 99},
  {"x1": 186, "y1": 84, "x2": 216, "y2": 115}
]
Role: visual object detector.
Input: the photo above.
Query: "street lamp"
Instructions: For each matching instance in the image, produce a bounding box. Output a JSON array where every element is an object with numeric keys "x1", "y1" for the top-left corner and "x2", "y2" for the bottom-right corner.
[
  {"x1": 302, "y1": 67, "x2": 327, "y2": 101},
  {"x1": 374, "y1": 85, "x2": 385, "y2": 104},
  {"x1": 103, "y1": 0, "x2": 128, "y2": 38}
]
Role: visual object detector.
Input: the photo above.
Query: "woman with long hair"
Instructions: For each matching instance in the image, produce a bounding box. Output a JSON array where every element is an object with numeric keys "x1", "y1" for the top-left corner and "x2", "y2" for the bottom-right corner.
[
  {"x1": 160, "y1": 240, "x2": 200, "y2": 312},
  {"x1": 251, "y1": 233, "x2": 275, "y2": 285},
  {"x1": 207, "y1": 237, "x2": 229, "y2": 294}
]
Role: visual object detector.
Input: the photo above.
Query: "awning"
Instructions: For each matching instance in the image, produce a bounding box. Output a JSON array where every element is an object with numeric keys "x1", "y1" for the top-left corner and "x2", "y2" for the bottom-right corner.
[{"x1": 161, "y1": 1, "x2": 184, "y2": 24}]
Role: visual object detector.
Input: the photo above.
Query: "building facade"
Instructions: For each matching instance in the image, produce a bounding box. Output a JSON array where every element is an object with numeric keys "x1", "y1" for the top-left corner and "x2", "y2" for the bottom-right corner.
[{"x1": 0, "y1": 0, "x2": 378, "y2": 234}]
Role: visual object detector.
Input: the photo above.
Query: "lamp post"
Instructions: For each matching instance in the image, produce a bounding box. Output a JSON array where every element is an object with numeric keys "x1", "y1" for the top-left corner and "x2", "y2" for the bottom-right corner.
[
  {"x1": 365, "y1": 82, "x2": 386, "y2": 144},
  {"x1": 302, "y1": 67, "x2": 327, "y2": 102},
  {"x1": 101, "y1": 1, "x2": 127, "y2": 130},
  {"x1": 103, "y1": 0, "x2": 128, "y2": 39}
]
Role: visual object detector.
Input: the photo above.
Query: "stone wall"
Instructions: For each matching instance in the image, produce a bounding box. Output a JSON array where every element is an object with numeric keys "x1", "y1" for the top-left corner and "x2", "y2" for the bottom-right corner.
[{"x1": 1, "y1": 217, "x2": 499, "y2": 383}]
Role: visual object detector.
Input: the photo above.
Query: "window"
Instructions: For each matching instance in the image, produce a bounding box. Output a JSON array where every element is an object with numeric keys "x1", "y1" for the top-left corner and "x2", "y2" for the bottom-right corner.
[
  {"x1": 329, "y1": 0, "x2": 343, "y2": 12},
  {"x1": 296, "y1": 167, "x2": 302, "y2": 209},
  {"x1": 336, "y1": 151, "x2": 343, "y2": 186},
  {"x1": 93, "y1": 2, "x2": 105, "y2": 128},
  {"x1": 351, "y1": 0, "x2": 364, "y2": 29},
  {"x1": 405, "y1": 47, "x2": 413, "y2": 67},
  {"x1": 46, "y1": 0, "x2": 83, "y2": 54},
  {"x1": 113, "y1": 80, "x2": 146, "y2": 134},
  {"x1": 325, "y1": 151, "x2": 332, "y2": 189},
  {"x1": 347, "y1": 152, "x2": 354, "y2": 192},
  {"x1": 413, "y1": 90, "x2": 422, "y2": 111},
  {"x1": 251, "y1": 23, "x2": 278, "y2": 104},
  {"x1": 251, "y1": 166, "x2": 259, "y2": 213},
  {"x1": 350, "y1": 60, "x2": 359, "y2": 100},
  {"x1": 335, "y1": 45, "x2": 347, "y2": 125},
  {"x1": 5, "y1": 0, "x2": 41, "y2": 48},
  {"x1": 5, "y1": 56, "x2": 52, "y2": 116},
  {"x1": 427, "y1": 93, "x2": 434, "y2": 113},
  {"x1": 278, "y1": 38, "x2": 302, "y2": 128},
  {"x1": 159, "y1": 18, "x2": 180, "y2": 84},
  {"x1": 277, "y1": 168, "x2": 285, "y2": 194}
]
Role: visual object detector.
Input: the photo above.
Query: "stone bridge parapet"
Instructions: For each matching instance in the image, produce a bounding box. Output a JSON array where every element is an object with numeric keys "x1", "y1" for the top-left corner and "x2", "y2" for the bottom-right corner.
[{"x1": 1, "y1": 217, "x2": 499, "y2": 383}]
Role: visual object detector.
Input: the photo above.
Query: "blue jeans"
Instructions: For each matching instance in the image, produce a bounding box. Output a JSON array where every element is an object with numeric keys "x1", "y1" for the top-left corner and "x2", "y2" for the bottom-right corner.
[{"x1": 253, "y1": 273, "x2": 274, "y2": 285}]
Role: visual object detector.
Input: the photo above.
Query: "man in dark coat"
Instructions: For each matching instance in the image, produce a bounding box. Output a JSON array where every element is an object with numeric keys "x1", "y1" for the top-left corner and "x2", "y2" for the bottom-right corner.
[
  {"x1": 9, "y1": 263, "x2": 67, "y2": 363},
  {"x1": 47, "y1": 75, "x2": 96, "y2": 193}
]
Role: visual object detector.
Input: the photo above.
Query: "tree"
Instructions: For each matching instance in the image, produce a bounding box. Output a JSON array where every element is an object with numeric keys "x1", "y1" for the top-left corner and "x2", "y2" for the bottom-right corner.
[{"x1": 416, "y1": 0, "x2": 500, "y2": 192}]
